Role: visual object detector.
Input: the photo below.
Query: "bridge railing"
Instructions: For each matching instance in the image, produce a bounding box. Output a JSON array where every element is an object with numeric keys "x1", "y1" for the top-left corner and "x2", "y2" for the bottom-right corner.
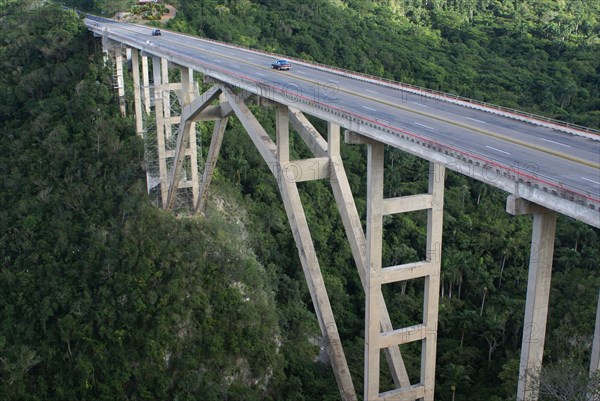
[{"x1": 88, "y1": 22, "x2": 600, "y2": 221}]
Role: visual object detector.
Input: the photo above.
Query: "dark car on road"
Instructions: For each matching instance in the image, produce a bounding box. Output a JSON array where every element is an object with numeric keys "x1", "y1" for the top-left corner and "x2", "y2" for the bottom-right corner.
[
  {"x1": 151, "y1": 29, "x2": 161, "y2": 36},
  {"x1": 271, "y1": 59, "x2": 291, "y2": 70}
]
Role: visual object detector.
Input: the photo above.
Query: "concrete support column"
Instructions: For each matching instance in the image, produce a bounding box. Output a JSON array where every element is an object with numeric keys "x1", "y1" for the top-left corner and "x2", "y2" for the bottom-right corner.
[
  {"x1": 276, "y1": 104, "x2": 289, "y2": 163},
  {"x1": 101, "y1": 36, "x2": 109, "y2": 65},
  {"x1": 328, "y1": 122, "x2": 340, "y2": 157},
  {"x1": 152, "y1": 56, "x2": 169, "y2": 208},
  {"x1": 590, "y1": 289, "x2": 600, "y2": 375},
  {"x1": 142, "y1": 55, "x2": 151, "y2": 114},
  {"x1": 365, "y1": 141, "x2": 384, "y2": 401},
  {"x1": 114, "y1": 50, "x2": 126, "y2": 117},
  {"x1": 507, "y1": 196, "x2": 557, "y2": 401},
  {"x1": 182, "y1": 68, "x2": 200, "y2": 207},
  {"x1": 131, "y1": 49, "x2": 152, "y2": 193},
  {"x1": 421, "y1": 162, "x2": 445, "y2": 401},
  {"x1": 131, "y1": 49, "x2": 144, "y2": 138},
  {"x1": 161, "y1": 58, "x2": 172, "y2": 140}
]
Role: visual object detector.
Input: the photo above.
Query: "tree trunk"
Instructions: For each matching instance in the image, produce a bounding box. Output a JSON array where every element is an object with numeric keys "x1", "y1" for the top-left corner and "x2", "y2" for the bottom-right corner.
[
  {"x1": 498, "y1": 254, "x2": 506, "y2": 290},
  {"x1": 480, "y1": 288, "x2": 487, "y2": 316}
]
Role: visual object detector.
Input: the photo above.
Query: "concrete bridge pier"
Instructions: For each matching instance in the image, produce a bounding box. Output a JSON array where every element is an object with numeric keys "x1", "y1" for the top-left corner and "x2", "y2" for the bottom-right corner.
[
  {"x1": 590, "y1": 292, "x2": 600, "y2": 390},
  {"x1": 150, "y1": 55, "x2": 169, "y2": 207},
  {"x1": 347, "y1": 131, "x2": 445, "y2": 401},
  {"x1": 130, "y1": 55, "x2": 202, "y2": 209},
  {"x1": 507, "y1": 196, "x2": 557, "y2": 401},
  {"x1": 101, "y1": 38, "x2": 126, "y2": 117},
  {"x1": 130, "y1": 49, "x2": 144, "y2": 139},
  {"x1": 149, "y1": 75, "x2": 449, "y2": 400}
]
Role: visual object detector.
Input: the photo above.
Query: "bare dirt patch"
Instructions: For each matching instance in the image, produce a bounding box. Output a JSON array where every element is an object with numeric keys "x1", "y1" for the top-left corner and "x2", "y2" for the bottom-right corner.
[{"x1": 115, "y1": 4, "x2": 177, "y2": 24}]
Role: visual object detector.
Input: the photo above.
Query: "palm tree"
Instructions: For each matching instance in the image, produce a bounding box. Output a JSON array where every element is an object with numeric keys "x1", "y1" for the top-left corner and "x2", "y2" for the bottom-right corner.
[
  {"x1": 441, "y1": 363, "x2": 472, "y2": 401},
  {"x1": 479, "y1": 311, "x2": 507, "y2": 367},
  {"x1": 455, "y1": 309, "x2": 478, "y2": 348}
]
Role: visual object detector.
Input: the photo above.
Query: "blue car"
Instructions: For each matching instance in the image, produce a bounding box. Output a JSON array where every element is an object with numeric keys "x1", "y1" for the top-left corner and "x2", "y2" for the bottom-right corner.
[{"x1": 271, "y1": 59, "x2": 291, "y2": 70}]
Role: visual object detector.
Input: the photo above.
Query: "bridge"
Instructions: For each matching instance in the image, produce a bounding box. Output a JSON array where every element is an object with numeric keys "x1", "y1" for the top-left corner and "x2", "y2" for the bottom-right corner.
[{"x1": 85, "y1": 15, "x2": 600, "y2": 401}]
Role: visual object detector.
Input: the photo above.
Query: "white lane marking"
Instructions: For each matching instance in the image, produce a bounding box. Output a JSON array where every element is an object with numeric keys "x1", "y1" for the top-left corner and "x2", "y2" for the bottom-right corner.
[
  {"x1": 366, "y1": 89, "x2": 379, "y2": 94},
  {"x1": 466, "y1": 117, "x2": 486, "y2": 124},
  {"x1": 581, "y1": 177, "x2": 600, "y2": 186},
  {"x1": 256, "y1": 72, "x2": 265, "y2": 77},
  {"x1": 362, "y1": 106, "x2": 377, "y2": 112},
  {"x1": 485, "y1": 145, "x2": 511, "y2": 155},
  {"x1": 411, "y1": 101, "x2": 429, "y2": 108},
  {"x1": 213, "y1": 59, "x2": 222, "y2": 63},
  {"x1": 414, "y1": 122, "x2": 434, "y2": 130},
  {"x1": 539, "y1": 137, "x2": 571, "y2": 148},
  {"x1": 232, "y1": 65, "x2": 240, "y2": 68},
  {"x1": 246, "y1": 56, "x2": 255, "y2": 60},
  {"x1": 297, "y1": 70, "x2": 306, "y2": 74}
]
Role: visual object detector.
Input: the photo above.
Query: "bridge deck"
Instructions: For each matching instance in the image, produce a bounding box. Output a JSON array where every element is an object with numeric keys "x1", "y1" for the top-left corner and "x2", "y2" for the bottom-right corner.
[{"x1": 85, "y1": 16, "x2": 600, "y2": 228}]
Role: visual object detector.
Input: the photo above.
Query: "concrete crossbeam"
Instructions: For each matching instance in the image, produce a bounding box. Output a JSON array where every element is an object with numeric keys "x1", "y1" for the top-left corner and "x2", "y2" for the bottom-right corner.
[
  {"x1": 281, "y1": 158, "x2": 331, "y2": 182},
  {"x1": 379, "y1": 324, "x2": 427, "y2": 348},
  {"x1": 378, "y1": 261, "x2": 434, "y2": 285},
  {"x1": 378, "y1": 384, "x2": 426, "y2": 401},
  {"x1": 382, "y1": 194, "x2": 433, "y2": 215}
]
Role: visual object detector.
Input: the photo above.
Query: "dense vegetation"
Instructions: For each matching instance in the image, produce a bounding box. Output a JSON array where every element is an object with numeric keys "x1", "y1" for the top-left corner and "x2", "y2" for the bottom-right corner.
[
  {"x1": 1, "y1": 4, "x2": 281, "y2": 400},
  {"x1": 1, "y1": 1, "x2": 599, "y2": 401},
  {"x1": 168, "y1": 0, "x2": 599, "y2": 128}
]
